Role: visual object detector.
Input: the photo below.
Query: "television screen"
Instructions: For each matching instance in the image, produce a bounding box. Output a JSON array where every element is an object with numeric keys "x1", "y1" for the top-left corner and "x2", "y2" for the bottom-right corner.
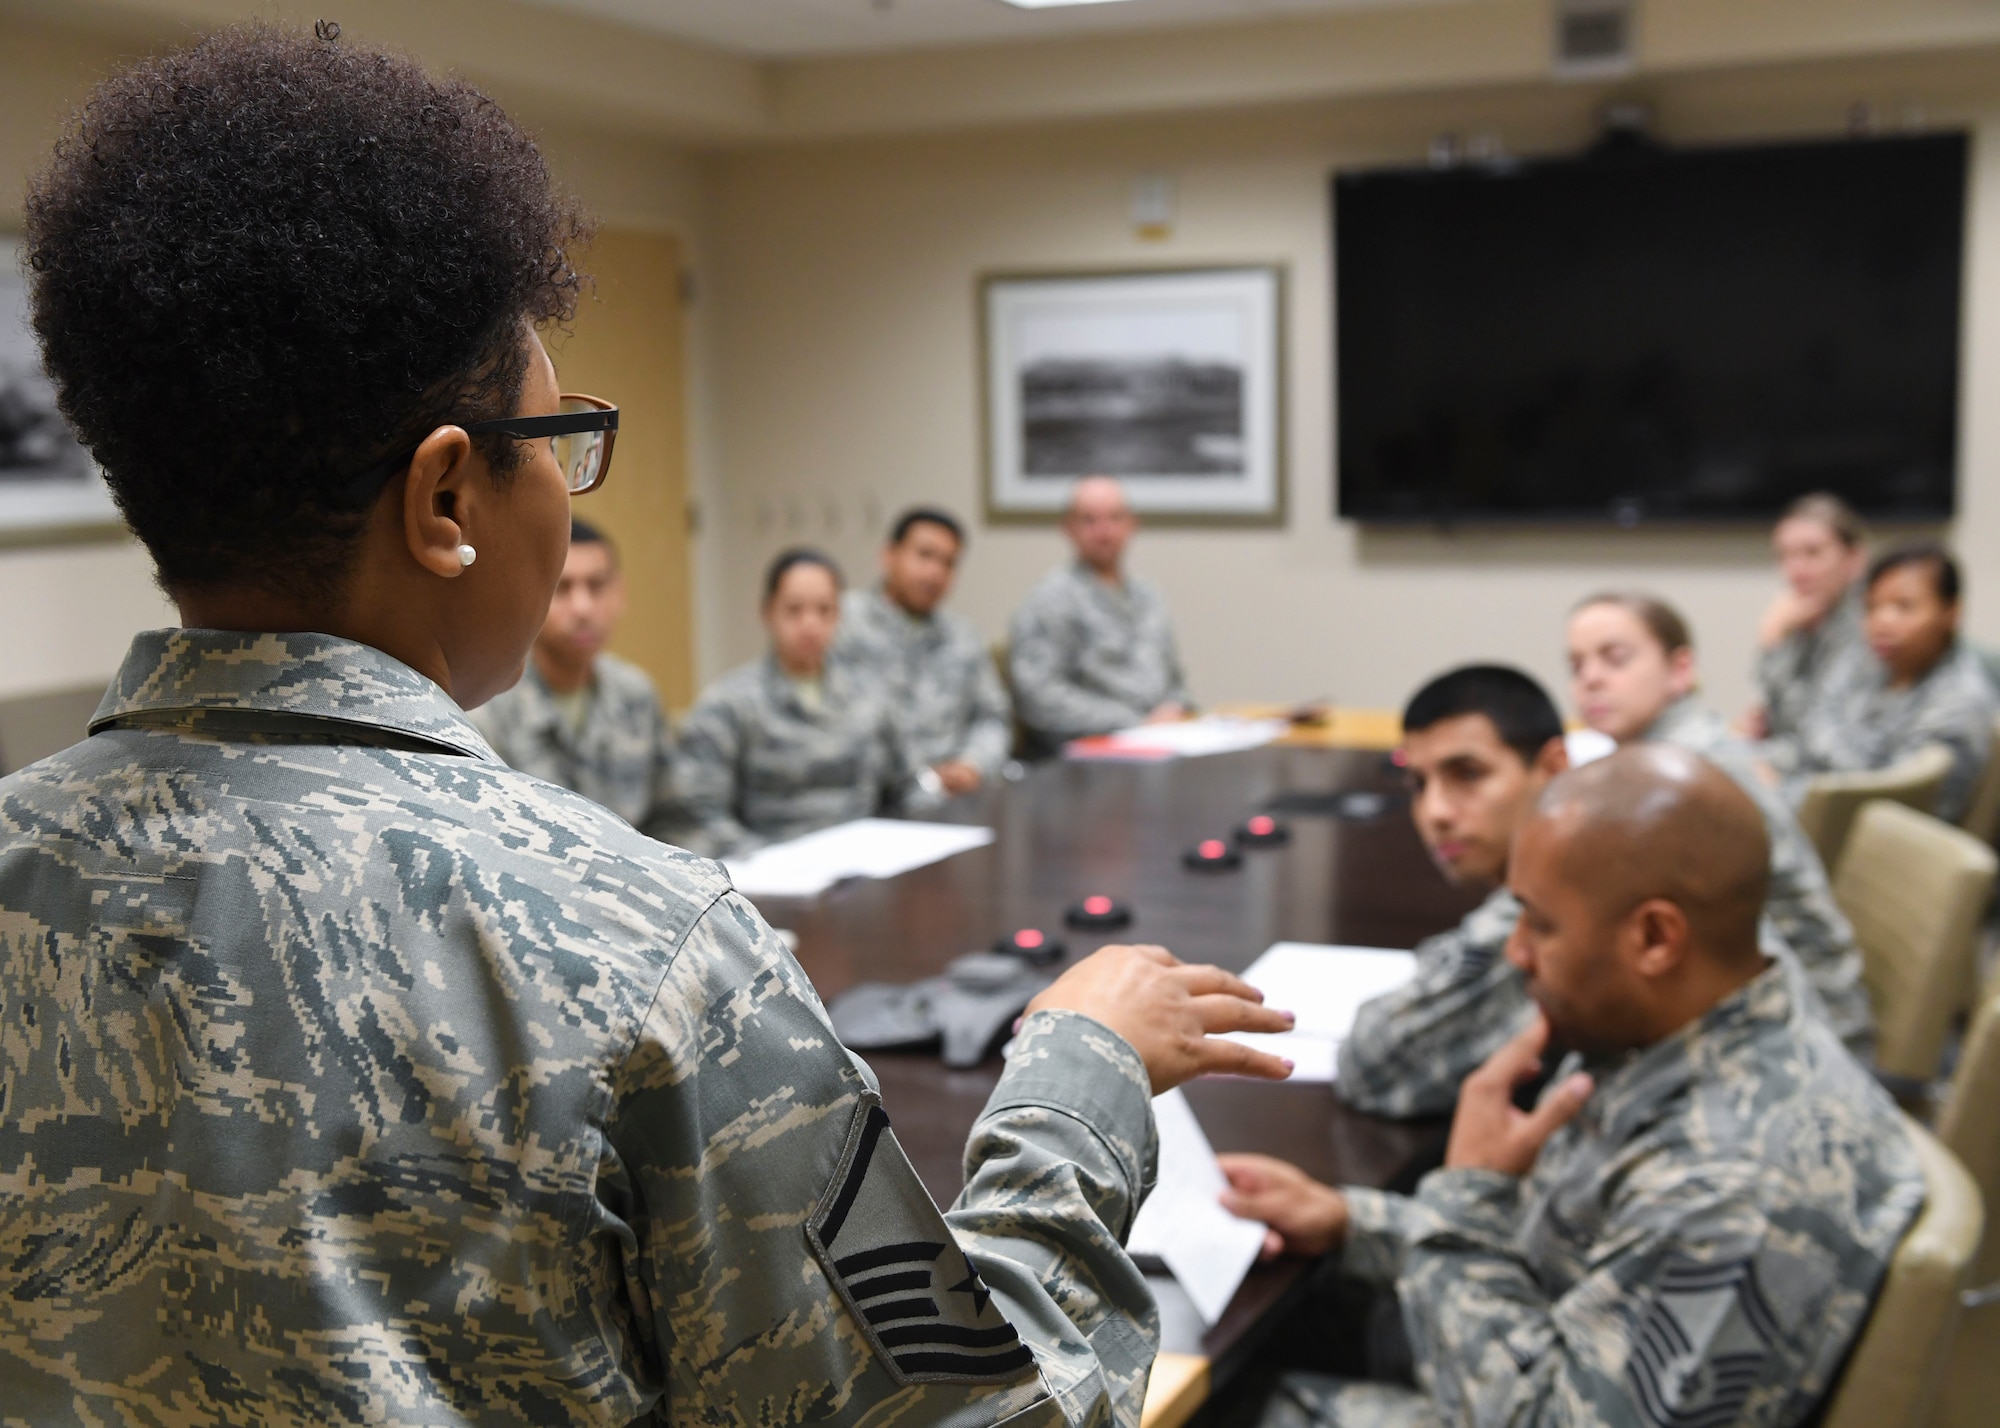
[{"x1": 1334, "y1": 132, "x2": 1967, "y2": 524}]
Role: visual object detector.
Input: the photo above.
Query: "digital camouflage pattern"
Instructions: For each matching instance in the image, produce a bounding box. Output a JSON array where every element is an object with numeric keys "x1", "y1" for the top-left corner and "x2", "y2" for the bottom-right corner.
[
  {"x1": 1007, "y1": 562, "x2": 1192, "y2": 751},
  {"x1": 470, "y1": 650, "x2": 687, "y2": 842},
  {"x1": 1338, "y1": 698, "x2": 1874, "y2": 1119},
  {"x1": 1755, "y1": 587, "x2": 1868, "y2": 745},
  {"x1": 673, "y1": 654, "x2": 931, "y2": 858},
  {"x1": 1764, "y1": 638, "x2": 1999, "y2": 825},
  {"x1": 1337, "y1": 888, "x2": 1530, "y2": 1120},
  {"x1": 1643, "y1": 697, "x2": 1874, "y2": 1060},
  {"x1": 1268, "y1": 964, "x2": 1924, "y2": 1428},
  {"x1": 0, "y1": 629, "x2": 1163, "y2": 1427},
  {"x1": 837, "y1": 585, "x2": 1014, "y2": 778}
]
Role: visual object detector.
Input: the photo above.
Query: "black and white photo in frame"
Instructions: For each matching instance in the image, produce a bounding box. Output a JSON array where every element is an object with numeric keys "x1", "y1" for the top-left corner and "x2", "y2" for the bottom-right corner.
[
  {"x1": 981, "y1": 265, "x2": 1284, "y2": 524},
  {"x1": 0, "y1": 238, "x2": 121, "y2": 542}
]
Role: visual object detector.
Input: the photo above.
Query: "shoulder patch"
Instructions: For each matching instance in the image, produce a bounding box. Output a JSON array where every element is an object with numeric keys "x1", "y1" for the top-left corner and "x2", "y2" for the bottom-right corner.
[
  {"x1": 1627, "y1": 1255, "x2": 1779, "y2": 1428},
  {"x1": 807, "y1": 1100, "x2": 1037, "y2": 1385}
]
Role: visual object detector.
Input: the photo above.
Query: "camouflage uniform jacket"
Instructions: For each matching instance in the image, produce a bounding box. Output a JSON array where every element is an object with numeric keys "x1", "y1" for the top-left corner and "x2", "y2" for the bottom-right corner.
[
  {"x1": 837, "y1": 586, "x2": 1014, "y2": 778},
  {"x1": 1643, "y1": 697, "x2": 1875, "y2": 1059},
  {"x1": 673, "y1": 654, "x2": 930, "y2": 858},
  {"x1": 1764, "y1": 639, "x2": 1998, "y2": 824},
  {"x1": 1755, "y1": 587, "x2": 1867, "y2": 744},
  {"x1": 1296, "y1": 963, "x2": 1925, "y2": 1428},
  {"x1": 1007, "y1": 562, "x2": 1192, "y2": 750},
  {"x1": 0, "y1": 629, "x2": 1164, "y2": 1428},
  {"x1": 1337, "y1": 887, "x2": 1530, "y2": 1120},
  {"x1": 469, "y1": 650, "x2": 687, "y2": 843}
]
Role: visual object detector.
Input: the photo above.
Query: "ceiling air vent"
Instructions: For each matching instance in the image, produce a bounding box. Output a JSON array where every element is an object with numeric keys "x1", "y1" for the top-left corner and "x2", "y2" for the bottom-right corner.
[{"x1": 1554, "y1": 0, "x2": 1636, "y2": 79}]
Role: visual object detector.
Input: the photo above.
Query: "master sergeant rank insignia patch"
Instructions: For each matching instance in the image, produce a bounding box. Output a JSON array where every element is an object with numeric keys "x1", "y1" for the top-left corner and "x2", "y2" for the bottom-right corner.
[{"x1": 808, "y1": 1100, "x2": 1038, "y2": 1384}]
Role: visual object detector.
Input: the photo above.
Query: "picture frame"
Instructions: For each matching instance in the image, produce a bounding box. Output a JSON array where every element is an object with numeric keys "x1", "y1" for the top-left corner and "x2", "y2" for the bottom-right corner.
[
  {"x1": 0, "y1": 237, "x2": 124, "y2": 547},
  {"x1": 979, "y1": 264, "x2": 1285, "y2": 526}
]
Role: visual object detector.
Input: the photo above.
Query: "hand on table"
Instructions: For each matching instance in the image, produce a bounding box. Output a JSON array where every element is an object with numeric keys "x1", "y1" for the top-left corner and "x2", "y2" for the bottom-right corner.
[
  {"x1": 1144, "y1": 702, "x2": 1191, "y2": 725},
  {"x1": 1216, "y1": 1153, "x2": 1348, "y2": 1260},
  {"x1": 932, "y1": 760, "x2": 983, "y2": 796},
  {"x1": 1444, "y1": 1015, "x2": 1592, "y2": 1178},
  {"x1": 1025, "y1": 944, "x2": 1295, "y2": 1093}
]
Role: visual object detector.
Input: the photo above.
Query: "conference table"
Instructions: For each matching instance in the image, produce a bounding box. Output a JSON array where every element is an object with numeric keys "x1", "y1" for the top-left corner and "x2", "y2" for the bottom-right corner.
[{"x1": 742, "y1": 725, "x2": 1484, "y2": 1424}]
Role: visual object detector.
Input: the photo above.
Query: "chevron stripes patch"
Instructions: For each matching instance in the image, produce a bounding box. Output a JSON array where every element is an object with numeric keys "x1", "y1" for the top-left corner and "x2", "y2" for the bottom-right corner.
[
  {"x1": 1627, "y1": 1255, "x2": 1779, "y2": 1428},
  {"x1": 808, "y1": 1101, "x2": 1037, "y2": 1385}
]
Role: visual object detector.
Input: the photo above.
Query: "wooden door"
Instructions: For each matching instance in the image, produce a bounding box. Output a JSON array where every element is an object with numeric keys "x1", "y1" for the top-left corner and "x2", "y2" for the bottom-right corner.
[{"x1": 544, "y1": 228, "x2": 695, "y2": 708}]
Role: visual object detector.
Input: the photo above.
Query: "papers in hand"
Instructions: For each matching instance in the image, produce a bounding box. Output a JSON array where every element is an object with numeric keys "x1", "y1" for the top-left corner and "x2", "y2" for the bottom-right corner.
[
  {"x1": 1127, "y1": 1089, "x2": 1268, "y2": 1326},
  {"x1": 723, "y1": 818, "x2": 994, "y2": 899},
  {"x1": 1065, "y1": 716, "x2": 1288, "y2": 762},
  {"x1": 1221, "y1": 942, "x2": 1418, "y2": 1083}
]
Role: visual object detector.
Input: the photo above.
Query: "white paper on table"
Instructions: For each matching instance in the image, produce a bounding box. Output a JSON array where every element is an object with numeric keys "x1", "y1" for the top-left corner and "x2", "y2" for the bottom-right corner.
[
  {"x1": 1220, "y1": 942, "x2": 1419, "y2": 1083},
  {"x1": 724, "y1": 819, "x2": 994, "y2": 899},
  {"x1": 1084, "y1": 717, "x2": 1289, "y2": 760},
  {"x1": 1126, "y1": 1088, "x2": 1268, "y2": 1326}
]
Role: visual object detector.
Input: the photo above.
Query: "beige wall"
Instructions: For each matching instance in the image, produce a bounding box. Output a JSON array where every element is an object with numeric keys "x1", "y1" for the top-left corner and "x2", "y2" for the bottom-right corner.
[
  {"x1": 703, "y1": 55, "x2": 2000, "y2": 719},
  {"x1": 0, "y1": 8, "x2": 712, "y2": 702}
]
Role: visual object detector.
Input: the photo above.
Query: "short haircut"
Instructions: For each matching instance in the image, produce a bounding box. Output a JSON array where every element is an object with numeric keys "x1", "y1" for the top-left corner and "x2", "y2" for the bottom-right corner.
[
  {"x1": 24, "y1": 23, "x2": 589, "y2": 600},
  {"x1": 1573, "y1": 591, "x2": 1693, "y2": 655},
  {"x1": 1403, "y1": 665, "x2": 1565, "y2": 765},
  {"x1": 1779, "y1": 492, "x2": 1867, "y2": 550},
  {"x1": 1868, "y1": 541, "x2": 1962, "y2": 605},
  {"x1": 764, "y1": 547, "x2": 843, "y2": 602},
  {"x1": 569, "y1": 517, "x2": 617, "y2": 567},
  {"x1": 889, "y1": 507, "x2": 965, "y2": 548}
]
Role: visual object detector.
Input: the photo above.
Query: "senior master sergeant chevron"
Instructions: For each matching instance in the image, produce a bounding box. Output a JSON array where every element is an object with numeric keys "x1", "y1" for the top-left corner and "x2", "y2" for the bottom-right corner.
[{"x1": 0, "y1": 26, "x2": 1294, "y2": 1426}]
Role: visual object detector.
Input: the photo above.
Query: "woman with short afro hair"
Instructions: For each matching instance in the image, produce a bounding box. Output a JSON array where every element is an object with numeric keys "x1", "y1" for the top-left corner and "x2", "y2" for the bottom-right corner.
[{"x1": 0, "y1": 20, "x2": 1287, "y2": 1426}]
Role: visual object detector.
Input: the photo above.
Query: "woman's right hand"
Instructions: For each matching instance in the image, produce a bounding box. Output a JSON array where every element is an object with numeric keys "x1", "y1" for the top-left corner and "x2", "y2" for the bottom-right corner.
[{"x1": 1025, "y1": 944, "x2": 1295, "y2": 1093}]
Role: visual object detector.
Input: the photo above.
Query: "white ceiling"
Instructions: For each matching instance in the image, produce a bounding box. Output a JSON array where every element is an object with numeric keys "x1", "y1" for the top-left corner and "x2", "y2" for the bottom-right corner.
[{"x1": 517, "y1": 0, "x2": 1487, "y2": 60}]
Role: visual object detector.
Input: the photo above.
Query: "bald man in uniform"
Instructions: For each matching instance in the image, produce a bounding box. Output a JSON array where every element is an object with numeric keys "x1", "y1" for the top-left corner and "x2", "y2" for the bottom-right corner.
[
  {"x1": 1218, "y1": 746, "x2": 1924, "y2": 1428},
  {"x1": 1008, "y1": 476, "x2": 1192, "y2": 754}
]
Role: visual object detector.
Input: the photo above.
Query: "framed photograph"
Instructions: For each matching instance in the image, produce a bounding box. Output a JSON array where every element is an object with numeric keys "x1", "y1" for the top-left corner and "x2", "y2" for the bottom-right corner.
[
  {"x1": 0, "y1": 238, "x2": 123, "y2": 546},
  {"x1": 980, "y1": 264, "x2": 1284, "y2": 525}
]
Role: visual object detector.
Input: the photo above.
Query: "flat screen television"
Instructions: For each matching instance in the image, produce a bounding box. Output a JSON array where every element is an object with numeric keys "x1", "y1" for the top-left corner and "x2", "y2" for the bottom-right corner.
[{"x1": 1334, "y1": 131, "x2": 1967, "y2": 524}]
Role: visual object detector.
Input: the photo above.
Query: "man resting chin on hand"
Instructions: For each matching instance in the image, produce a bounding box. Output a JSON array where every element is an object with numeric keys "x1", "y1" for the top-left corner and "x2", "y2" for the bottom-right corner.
[{"x1": 1217, "y1": 745, "x2": 1923, "y2": 1428}]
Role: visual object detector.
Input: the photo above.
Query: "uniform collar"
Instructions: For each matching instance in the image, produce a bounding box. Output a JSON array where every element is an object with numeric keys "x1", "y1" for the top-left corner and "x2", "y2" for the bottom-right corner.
[
  {"x1": 1068, "y1": 557, "x2": 1130, "y2": 597},
  {"x1": 1639, "y1": 694, "x2": 1710, "y2": 746},
  {"x1": 761, "y1": 651, "x2": 847, "y2": 713},
  {"x1": 1578, "y1": 960, "x2": 1793, "y2": 1142},
  {"x1": 865, "y1": 583, "x2": 934, "y2": 633},
  {"x1": 90, "y1": 628, "x2": 499, "y2": 761}
]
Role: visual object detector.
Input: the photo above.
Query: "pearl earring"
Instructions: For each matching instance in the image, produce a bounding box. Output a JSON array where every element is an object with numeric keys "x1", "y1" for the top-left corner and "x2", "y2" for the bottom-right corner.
[{"x1": 456, "y1": 544, "x2": 477, "y2": 568}]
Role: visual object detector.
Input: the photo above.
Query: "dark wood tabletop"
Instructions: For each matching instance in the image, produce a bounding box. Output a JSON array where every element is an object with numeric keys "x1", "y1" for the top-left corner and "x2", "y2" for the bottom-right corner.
[{"x1": 744, "y1": 745, "x2": 1483, "y2": 1374}]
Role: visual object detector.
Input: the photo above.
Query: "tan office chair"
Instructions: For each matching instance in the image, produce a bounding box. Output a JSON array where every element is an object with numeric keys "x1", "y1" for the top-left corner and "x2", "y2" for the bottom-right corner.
[
  {"x1": 1832, "y1": 801, "x2": 1997, "y2": 1084},
  {"x1": 1797, "y1": 743, "x2": 1953, "y2": 877},
  {"x1": 990, "y1": 639, "x2": 1028, "y2": 760},
  {"x1": 1956, "y1": 714, "x2": 2000, "y2": 848},
  {"x1": 1819, "y1": 1116, "x2": 1983, "y2": 1428},
  {"x1": 1930, "y1": 989, "x2": 2000, "y2": 1428}
]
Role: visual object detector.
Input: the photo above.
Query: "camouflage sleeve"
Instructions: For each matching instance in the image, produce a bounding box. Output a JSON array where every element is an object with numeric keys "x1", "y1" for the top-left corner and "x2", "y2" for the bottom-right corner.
[
  {"x1": 638, "y1": 696, "x2": 692, "y2": 845},
  {"x1": 1885, "y1": 697, "x2": 1990, "y2": 825},
  {"x1": 1396, "y1": 1158, "x2": 1849, "y2": 1428},
  {"x1": 948, "y1": 1009, "x2": 1163, "y2": 1427},
  {"x1": 603, "y1": 895, "x2": 1157, "y2": 1426},
  {"x1": 1337, "y1": 928, "x2": 1533, "y2": 1119},
  {"x1": 1334, "y1": 1186, "x2": 1435, "y2": 1287},
  {"x1": 671, "y1": 689, "x2": 761, "y2": 857},
  {"x1": 1753, "y1": 640, "x2": 1803, "y2": 738},
  {"x1": 955, "y1": 648, "x2": 1015, "y2": 777},
  {"x1": 1008, "y1": 605, "x2": 1149, "y2": 742},
  {"x1": 1159, "y1": 620, "x2": 1194, "y2": 713}
]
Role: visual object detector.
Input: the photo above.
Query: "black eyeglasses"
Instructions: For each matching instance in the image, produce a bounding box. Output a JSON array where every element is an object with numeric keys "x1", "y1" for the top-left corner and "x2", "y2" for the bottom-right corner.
[{"x1": 335, "y1": 393, "x2": 619, "y2": 506}]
